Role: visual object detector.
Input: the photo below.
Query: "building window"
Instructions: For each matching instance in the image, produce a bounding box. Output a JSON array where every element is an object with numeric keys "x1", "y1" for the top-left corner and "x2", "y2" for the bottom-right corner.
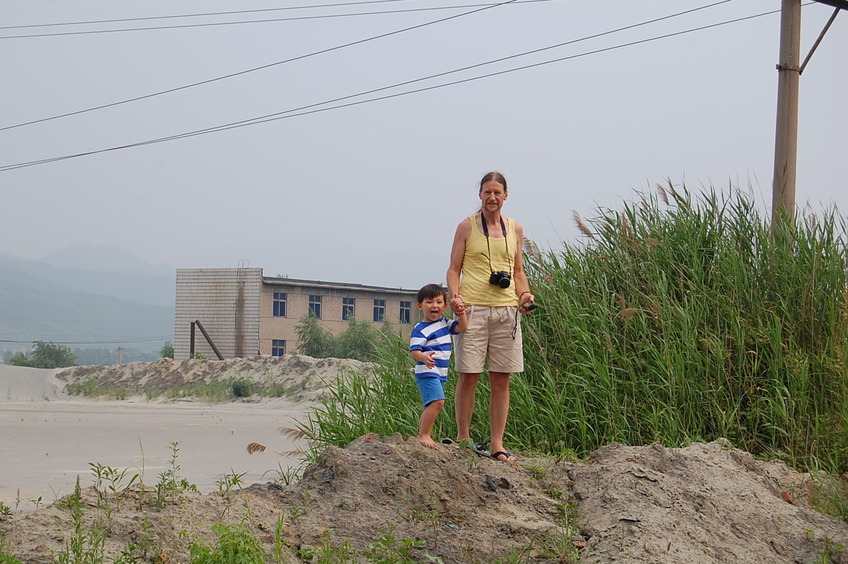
[
  {"x1": 399, "y1": 301, "x2": 411, "y2": 324},
  {"x1": 373, "y1": 299, "x2": 386, "y2": 322},
  {"x1": 273, "y1": 292, "x2": 287, "y2": 317},
  {"x1": 342, "y1": 297, "x2": 355, "y2": 321},
  {"x1": 309, "y1": 295, "x2": 322, "y2": 319},
  {"x1": 272, "y1": 340, "x2": 286, "y2": 357}
]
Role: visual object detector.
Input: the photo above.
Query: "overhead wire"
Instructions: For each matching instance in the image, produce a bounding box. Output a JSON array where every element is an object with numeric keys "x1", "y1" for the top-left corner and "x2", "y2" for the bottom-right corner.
[
  {"x1": 0, "y1": 337, "x2": 172, "y2": 345},
  {"x1": 0, "y1": 0, "x2": 554, "y2": 40},
  {"x1": 0, "y1": 0, "x2": 526, "y2": 132},
  {"x1": 1, "y1": 4, "x2": 782, "y2": 172},
  {"x1": 0, "y1": 0, "x2": 418, "y2": 30}
]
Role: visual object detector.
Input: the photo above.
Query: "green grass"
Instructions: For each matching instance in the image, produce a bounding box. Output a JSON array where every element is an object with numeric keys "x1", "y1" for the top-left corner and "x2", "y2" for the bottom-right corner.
[
  {"x1": 516, "y1": 185, "x2": 848, "y2": 473},
  {"x1": 35, "y1": 183, "x2": 848, "y2": 564},
  {"x1": 188, "y1": 523, "x2": 266, "y2": 564},
  {"x1": 0, "y1": 531, "x2": 24, "y2": 564},
  {"x1": 67, "y1": 377, "x2": 299, "y2": 403},
  {"x1": 300, "y1": 185, "x2": 848, "y2": 519}
]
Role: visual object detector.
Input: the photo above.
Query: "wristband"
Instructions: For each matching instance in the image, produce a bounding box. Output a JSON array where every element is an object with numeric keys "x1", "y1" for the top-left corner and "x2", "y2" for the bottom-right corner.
[{"x1": 519, "y1": 291, "x2": 531, "y2": 299}]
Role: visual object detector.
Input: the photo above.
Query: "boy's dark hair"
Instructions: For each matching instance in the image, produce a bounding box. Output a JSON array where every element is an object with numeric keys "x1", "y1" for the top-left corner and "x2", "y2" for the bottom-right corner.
[{"x1": 417, "y1": 283, "x2": 447, "y2": 303}]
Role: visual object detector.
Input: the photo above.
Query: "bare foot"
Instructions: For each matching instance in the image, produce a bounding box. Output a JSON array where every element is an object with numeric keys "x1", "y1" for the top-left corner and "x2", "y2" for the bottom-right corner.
[{"x1": 418, "y1": 435, "x2": 440, "y2": 450}]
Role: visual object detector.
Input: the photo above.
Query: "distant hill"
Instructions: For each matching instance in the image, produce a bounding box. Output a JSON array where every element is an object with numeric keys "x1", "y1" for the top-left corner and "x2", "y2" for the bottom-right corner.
[
  {"x1": 0, "y1": 245, "x2": 174, "y2": 355},
  {"x1": 0, "y1": 245, "x2": 174, "y2": 307}
]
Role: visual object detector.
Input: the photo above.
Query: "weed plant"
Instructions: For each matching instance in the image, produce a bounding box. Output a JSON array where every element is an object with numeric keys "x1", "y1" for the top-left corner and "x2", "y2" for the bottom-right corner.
[
  {"x1": 154, "y1": 442, "x2": 199, "y2": 506},
  {"x1": 298, "y1": 330, "x2": 440, "y2": 461},
  {"x1": 54, "y1": 477, "x2": 106, "y2": 564},
  {"x1": 0, "y1": 531, "x2": 24, "y2": 564},
  {"x1": 301, "y1": 186, "x2": 848, "y2": 480},
  {"x1": 230, "y1": 379, "x2": 252, "y2": 398},
  {"x1": 215, "y1": 470, "x2": 247, "y2": 495},
  {"x1": 70, "y1": 377, "x2": 307, "y2": 403},
  {"x1": 66, "y1": 377, "x2": 103, "y2": 397},
  {"x1": 188, "y1": 523, "x2": 266, "y2": 564},
  {"x1": 164, "y1": 381, "x2": 232, "y2": 402},
  {"x1": 518, "y1": 185, "x2": 848, "y2": 474},
  {"x1": 361, "y1": 523, "x2": 433, "y2": 563}
]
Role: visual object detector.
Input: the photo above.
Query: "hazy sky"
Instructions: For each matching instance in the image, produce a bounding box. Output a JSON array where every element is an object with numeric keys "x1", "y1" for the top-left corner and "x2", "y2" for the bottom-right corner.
[{"x1": 2, "y1": 0, "x2": 846, "y2": 289}]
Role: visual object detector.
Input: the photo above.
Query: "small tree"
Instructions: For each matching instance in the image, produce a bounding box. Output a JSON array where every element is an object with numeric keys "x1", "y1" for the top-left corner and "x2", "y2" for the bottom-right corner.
[
  {"x1": 295, "y1": 314, "x2": 334, "y2": 358},
  {"x1": 333, "y1": 318, "x2": 382, "y2": 362},
  {"x1": 160, "y1": 341, "x2": 175, "y2": 359},
  {"x1": 8, "y1": 352, "x2": 34, "y2": 367},
  {"x1": 11, "y1": 341, "x2": 77, "y2": 369}
]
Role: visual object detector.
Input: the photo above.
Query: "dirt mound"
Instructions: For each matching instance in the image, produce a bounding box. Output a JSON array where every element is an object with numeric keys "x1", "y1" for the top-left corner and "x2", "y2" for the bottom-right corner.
[
  {"x1": 3, "y1": 434, "x2": 846, "y2": 563},
  {"x1": 3, "y1": 358, "x2": 846, "y2": 562},
  {"x1": 55, "y1": 355, "x2": 372, "y2": 403}
]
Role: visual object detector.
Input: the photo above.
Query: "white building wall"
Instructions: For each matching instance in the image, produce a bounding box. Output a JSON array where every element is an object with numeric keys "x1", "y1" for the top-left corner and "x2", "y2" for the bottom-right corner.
[{"x1": 174, "y1": 268, "x2": 262, "y2": 360}]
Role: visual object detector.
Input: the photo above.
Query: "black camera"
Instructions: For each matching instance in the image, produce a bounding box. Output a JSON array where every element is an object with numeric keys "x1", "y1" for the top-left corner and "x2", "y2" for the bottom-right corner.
[{"x1": 489, "y1": 271, "x2": 511, "y2": 288}]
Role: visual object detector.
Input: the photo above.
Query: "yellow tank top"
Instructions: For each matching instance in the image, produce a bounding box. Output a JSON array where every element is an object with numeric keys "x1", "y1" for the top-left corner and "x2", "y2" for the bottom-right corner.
[{"x1": 459, "y1": 214, "x2": 519, "y2": 306}]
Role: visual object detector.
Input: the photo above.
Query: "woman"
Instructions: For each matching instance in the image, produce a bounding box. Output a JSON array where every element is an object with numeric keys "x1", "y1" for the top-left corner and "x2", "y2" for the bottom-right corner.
[{"x1": 446, "y1": 171, "x2": 535, "y2": 462}]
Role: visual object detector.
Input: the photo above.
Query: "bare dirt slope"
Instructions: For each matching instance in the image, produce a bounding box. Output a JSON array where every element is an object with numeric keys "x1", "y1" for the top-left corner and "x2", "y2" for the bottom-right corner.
[
  {"x1": 54, "y1": 355, "x2": 372, "y2": 403},
  {"x1": 2, "y1": 358, "x2": 846, "y2": 563}
]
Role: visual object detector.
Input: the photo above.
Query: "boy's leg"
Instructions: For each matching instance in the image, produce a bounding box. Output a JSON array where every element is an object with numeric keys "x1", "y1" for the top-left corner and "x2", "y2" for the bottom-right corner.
[
  {"x1": 418, "y1": 399, "x2": 445, "y2": 450},
  {"x1": 416, "y1": 378, "x2": 446, "y2": 449}
]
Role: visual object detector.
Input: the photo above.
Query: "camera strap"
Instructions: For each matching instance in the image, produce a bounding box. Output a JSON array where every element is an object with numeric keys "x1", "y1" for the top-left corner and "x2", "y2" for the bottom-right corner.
[{"x1": 480, "y1": 214, "x2": 510, "y2": 272}]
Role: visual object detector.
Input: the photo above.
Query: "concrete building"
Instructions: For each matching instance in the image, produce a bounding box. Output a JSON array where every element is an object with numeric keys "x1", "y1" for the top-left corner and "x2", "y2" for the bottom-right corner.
[{"x1": 174, "y1": 268, "x2": 419, "y2": 360}]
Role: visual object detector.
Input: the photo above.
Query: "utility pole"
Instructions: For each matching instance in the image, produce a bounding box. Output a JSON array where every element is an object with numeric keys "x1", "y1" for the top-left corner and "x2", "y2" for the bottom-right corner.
[{"x1": 771, "y1": 0, "x2": 802, "y2": 226}]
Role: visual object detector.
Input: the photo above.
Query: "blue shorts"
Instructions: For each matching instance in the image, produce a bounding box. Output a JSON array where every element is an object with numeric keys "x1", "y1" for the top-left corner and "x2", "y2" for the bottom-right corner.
[{"x1": 416, "y1": 377, "x2": 446, "y2": 407}]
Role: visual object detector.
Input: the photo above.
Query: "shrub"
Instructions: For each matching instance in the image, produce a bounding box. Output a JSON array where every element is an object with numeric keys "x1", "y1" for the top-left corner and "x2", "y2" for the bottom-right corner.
[{"x1": 231, "y1": 379, "x2": 252, "y2": 398}]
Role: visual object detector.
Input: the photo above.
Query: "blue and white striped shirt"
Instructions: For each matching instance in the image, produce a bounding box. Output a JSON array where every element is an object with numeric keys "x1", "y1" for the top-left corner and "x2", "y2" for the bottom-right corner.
[{"x1": 409, "y1": 317, "x2": 459, "y2": 381}]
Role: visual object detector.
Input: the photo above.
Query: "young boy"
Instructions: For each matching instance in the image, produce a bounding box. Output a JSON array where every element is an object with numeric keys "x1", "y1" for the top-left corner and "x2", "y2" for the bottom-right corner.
[{"x1": 409, "y1": 283, "x2": 468, "y2": 449}]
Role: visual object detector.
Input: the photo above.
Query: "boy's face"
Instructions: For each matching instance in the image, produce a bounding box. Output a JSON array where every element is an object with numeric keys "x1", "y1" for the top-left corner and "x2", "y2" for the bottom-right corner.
[{"x1": 417, "y1": 294, "x2": 448, "y2": 322}]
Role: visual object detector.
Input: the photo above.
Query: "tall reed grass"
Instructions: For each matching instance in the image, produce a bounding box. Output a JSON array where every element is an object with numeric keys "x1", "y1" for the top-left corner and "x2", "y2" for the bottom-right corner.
[
  {"x1": 301, "y1": 185, "x2": 848, "y2": 474},
  {"x1": 519, "y1": 184, "x2": 848, "y2": 473}
]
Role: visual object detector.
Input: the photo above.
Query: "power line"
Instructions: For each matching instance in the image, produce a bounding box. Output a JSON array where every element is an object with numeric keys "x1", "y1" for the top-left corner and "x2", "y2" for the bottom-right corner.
[
  {"x1": 0, "y1": 0, "x2": 415, "y2": 30},
  {"x1": 0, "y1": 337, "x2": 172, "y2": 345},
  {"x1": 0, "y1": 0, "x2": 553, "y2": 40},
  {"x1": 0, "y1": 5, "x2": 780, "y2": 172},
  {"x1": 0, "y1": 0, "x2": 525, "y2": 132}
]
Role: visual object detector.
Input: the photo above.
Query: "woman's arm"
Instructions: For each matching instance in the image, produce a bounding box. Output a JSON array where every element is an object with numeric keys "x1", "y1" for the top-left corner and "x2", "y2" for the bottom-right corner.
[
  {"x1": 512, "y1": 220, "x2": 535, "y2": 309},
  {"x1": 447, "y1": 218, "x2": 471, "y2": 302}
]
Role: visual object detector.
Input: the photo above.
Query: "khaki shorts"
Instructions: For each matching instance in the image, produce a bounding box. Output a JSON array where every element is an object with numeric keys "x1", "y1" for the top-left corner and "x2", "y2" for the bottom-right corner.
[{"x1": 455, "y1": 305, "x2": 524, "y2": 374}]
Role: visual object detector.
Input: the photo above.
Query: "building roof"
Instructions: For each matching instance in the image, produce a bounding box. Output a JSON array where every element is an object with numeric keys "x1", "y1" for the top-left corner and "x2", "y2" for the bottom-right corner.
[{"x1": 262, "y1": 276, "x2": 418, "y2": 295}]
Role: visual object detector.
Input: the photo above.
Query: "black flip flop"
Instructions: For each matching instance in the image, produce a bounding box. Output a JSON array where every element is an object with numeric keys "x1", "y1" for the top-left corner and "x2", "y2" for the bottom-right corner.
[{"x1": 472, "y1": 442, "x2": 490, "y2": 457}]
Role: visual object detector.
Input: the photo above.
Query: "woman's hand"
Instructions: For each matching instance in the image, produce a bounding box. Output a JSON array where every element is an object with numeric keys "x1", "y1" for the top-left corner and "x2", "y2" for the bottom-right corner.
[{"x1": 518, "y1": 291, "x2": 536, "y2": 314}]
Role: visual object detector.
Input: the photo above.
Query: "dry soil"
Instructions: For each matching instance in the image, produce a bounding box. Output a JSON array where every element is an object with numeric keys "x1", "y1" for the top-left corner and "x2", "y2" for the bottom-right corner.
[{"x1": 1, "y1": 358, "x2": 846, "y2": 563}]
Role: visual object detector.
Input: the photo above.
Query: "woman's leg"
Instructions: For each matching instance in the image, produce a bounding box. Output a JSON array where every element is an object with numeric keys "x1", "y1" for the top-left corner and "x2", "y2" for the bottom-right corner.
[
  {"x1": 454, "y1": 372, "x2": 480, "y2": 441},
  {"x1": 488, "y1": 371, "x2": 515, "y2": 460}
]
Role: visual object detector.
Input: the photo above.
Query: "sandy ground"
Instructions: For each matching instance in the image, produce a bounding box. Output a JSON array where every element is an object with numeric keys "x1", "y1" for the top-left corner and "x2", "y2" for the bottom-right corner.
[
  {"x1": 2, "y1": 359, "x2": 847, "y2": 563},
  {"x1": 0, "y1": 364, "x2": 306, "y2": 510}
]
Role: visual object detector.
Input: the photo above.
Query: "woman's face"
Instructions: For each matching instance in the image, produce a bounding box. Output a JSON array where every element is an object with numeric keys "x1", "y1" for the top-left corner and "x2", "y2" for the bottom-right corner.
[{"x1": 479, "y1": 180, "x2": 507, "y2": 214}]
